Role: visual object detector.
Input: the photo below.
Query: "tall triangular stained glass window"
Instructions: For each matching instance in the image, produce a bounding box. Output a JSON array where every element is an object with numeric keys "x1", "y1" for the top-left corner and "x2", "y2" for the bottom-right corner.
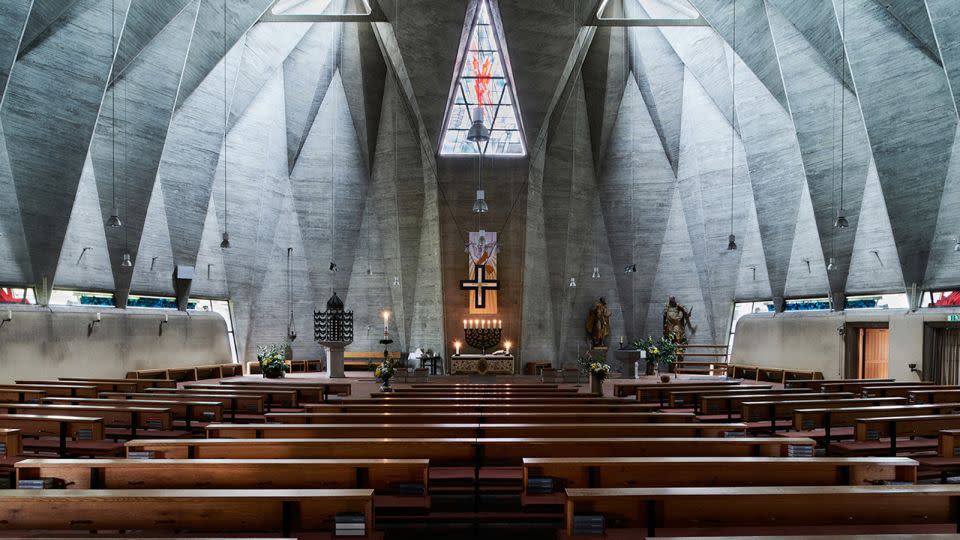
[{"x1": 440, "y1": 0, "x2": 525, "y2": 156}]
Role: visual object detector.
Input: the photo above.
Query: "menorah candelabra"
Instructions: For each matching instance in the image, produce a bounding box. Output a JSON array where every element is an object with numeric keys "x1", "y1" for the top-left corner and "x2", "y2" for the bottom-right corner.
[{"x1": 464, "y1": 327, "x2": 502, "y2": 353}]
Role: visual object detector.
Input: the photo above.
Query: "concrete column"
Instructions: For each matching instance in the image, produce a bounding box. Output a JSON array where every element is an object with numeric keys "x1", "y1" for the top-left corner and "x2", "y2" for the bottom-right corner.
[
  {"x1": 322, "y1": 343, "x2": 346, "y2": 379},
  {"x1": 772, "y1": 296, "x2": 786, "y2": 313}
]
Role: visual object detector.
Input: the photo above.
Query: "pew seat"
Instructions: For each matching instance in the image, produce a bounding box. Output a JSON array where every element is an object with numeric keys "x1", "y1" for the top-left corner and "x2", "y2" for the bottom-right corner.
[
  {"x1": 562, "y1": 485, "x2": 960, "y2": 537},
  {"x1": 0, "y1": 489, "x2": 374, "y2": 536}
]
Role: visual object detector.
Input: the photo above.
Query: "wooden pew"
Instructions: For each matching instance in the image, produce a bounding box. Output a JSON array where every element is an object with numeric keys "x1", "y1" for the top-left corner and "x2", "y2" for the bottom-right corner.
[
  {"x1": 174, "y1": 385, "x2": 299, "y2": 408},
  {"x1": 218, "y1": 380, "x2": 352, "y2": 401},
  {"x1": 793, "y1": 403, "x2": 960, "y2": 451},
  {"x1": 0, "y1": 402, "x2": 174, "y2": 436},
  {"x1": 562, "y1": 485, "x2": 960, "y2": 537},
  {"x1": 861, "y1": 384, "x2": 952, "y2": 398},
  {"x1": 340, "y1": 397, "x2": 622, "y2": 405},
  {"x1": 0, "y1": 414, "x2": 106, "y2": 457},
  {"x1": 667, "y1": 387, "x2": 806, "y2": 411},
  {"x1": 0, "y1": 489, "x2": 374, "y2": 536},
  {"x1": 302, "y1": 403, "x2": 661, "y2": 413},
  {"x1": 522, "y1": 456, "x2": 918, "y2": 505},
  {"x1": 101, "y1": 391, "x2": 265, "y2": 419},
  {"x1": 3, "y1": 383, "x2": 98, "y2": 398},
  {"x1": 266, "y1": 411, "x2": 696, "y2": 425},
  {"x1": 369, "y1": 391, "x2": 586, "y2": 399},
  {"x1": 615, "y1": 380, "x2": 740, "y2": 398},
  {"x1": 0, "y1": 428, "x2": 22, "y2": 458},
  {"x1": 841, "y1": 414, "x2": 960, "y2": 456},
  {"x1": 42, "y1": 397, "x2": 224, "y2": 430},
  {"x1": 640, "y1": 385, "x2": 771, "y2": 407},
  {"x1": 741, "y1": 397, "x2": 907, "y2": 432},
  {"x1": 16, "y1": 379, "x2": 139, "y2": 393},
  {"x1": 785, "y1": 378, "x2": 895, "y2": 391},
  {"x1": 126, "y1": 437, "x2": 815, "y2": 464},
  {"x1": 394, "y1": 386, "x2": 575, "y2": 394},
  {"x1": 913, "y1": 430, "x2": 960, "y2": 481},
  {"x1": 0, "y1": 387, "x2": 46, "y2": 403},
  {"x1": 205, "y1": 422, "x2": 746, "y2": 439},
  {"x1": 909, "y1": 389, "x2": 960, "y2": 404},
  {"x1": 701, "y1": 391, "x2": 853, "y2": 419},
  {"x1": 822, "y1": 380, "x2": 935, "y2": 394},
  {"x1": 59, "y1": 376, "x2": 178, "y2": 391},
  {"x1": 16, "y1": 457, "x2": 429, "y2": 509}
]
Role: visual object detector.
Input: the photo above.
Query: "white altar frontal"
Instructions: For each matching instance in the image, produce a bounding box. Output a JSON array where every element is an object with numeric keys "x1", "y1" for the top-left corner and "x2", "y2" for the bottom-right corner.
[{"x1": 450, "y1": 354, "x2": 515, "y2": 375}]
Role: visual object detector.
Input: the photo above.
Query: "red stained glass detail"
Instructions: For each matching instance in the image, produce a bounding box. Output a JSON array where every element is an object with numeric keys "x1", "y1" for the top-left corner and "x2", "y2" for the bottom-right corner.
[{"x1": 472, "y1": 54, "x2": 494, "y2": 115}]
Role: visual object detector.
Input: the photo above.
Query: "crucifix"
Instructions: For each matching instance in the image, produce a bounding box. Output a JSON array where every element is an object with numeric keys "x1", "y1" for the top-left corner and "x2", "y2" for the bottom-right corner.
[{"x1": 460, "y1": 264, "x2": 499, "y2": 310}]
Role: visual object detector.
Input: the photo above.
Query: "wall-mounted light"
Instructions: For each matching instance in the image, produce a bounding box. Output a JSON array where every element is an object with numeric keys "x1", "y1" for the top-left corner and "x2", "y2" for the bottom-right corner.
[
  {"x1": 802, "y1": 259, "x2": 811, "y2": 274},
  {"x1": 77, "y1": 247, "x2": 92, "y2": 266},
  {"x1": 591, "y1": 267, "x2": 600, "y2": 279},
  {"x1": 569, "y1": 277, "x2": 577, "y2": 288},
  {"x1": 120, "y1": 253, "x2": 133, "y2": 268},
  {"x1": 954, "y1": 237, "x2": 959, "y2": 252},
  {"x1": 624, "y1": 264, "x2": 637, "y2": 274},
  {"x1": 871, "y1": 250, "x2": 883, "y2": 267},
  {"x1": 827, "y1": 257, "x2": 835, "y2": 271},
  {"x1": 150, "y1": 256, "x2": 159, "y2": 271},
  {"x1": 329, "y1": 261, "x2": 338, "y2": 272}
]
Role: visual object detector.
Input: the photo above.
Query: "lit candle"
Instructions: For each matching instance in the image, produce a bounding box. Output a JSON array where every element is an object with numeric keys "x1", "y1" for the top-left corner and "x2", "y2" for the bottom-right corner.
[
  {"x1": 382, "y1": 311, "x2": 390, "y2": 337},
  {"x1": 498, "y1": 320, "x2": 502, "y2": 329},
  {"x1": 454, "y1": 340, "x2": 461, "y2": 355},
  {"x1": 505, "y1": 341, "x2": 512, "y2": 354},
  {"x1": 619, "y1": 336, "x2": 624, "y2": 346},
  {"x1": 463, "y1": 319, "x2": 467, "y2": 329}
]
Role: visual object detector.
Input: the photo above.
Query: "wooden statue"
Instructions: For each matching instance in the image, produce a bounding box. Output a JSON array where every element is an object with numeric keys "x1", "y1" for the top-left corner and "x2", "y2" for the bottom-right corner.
[
  {"x1": 663, "y1": 296, "x2": 693, "y2": 344},
  {"x1": 586, "y1": 297, "x2": 611, "y2": 348}
]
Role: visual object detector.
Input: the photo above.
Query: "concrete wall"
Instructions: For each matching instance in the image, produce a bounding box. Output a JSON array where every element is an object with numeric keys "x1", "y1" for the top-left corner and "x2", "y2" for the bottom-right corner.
[
  {"x1": 731, "y1": 309, "x2": 960, "y2": 381},
  {"x1": 0, "y1": 306, "x2": 231, "y2": 384}
]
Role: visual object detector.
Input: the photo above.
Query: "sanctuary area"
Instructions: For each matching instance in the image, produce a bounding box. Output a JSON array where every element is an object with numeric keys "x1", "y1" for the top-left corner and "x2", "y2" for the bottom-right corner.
[{"x1": 2, "y1": 0, "x2": 960, "y2": 538}]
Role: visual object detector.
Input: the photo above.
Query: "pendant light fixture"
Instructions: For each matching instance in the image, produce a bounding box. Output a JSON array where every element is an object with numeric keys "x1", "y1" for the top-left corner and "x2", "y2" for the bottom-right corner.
[
  {"x1": 569, "y1": 277, "x2": 577, "y2": 288},
  {"x1": 726, "y1": 0, "x2": 738, "y2": 251},
  {"x1": 219, "y1": 0, "x2": 230, "y2": 249},
  {"x1": 834, "y1": 0, "x2": 849, "y2": 229},
  {"x1": 120, "y1": 77, "x2": 132, "y2": 269},
  {"x1": 106, "y1": 0, "x2": 121, "y2": 229},
  {"x1": 470, "y1": 105, "x2": 490, "y2": 214},
  {"x1": 286, "y1": 247, "x2": 297, "y2": 341}
]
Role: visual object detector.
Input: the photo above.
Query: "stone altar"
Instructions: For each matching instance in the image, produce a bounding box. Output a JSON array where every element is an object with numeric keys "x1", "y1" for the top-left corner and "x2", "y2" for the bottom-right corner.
[{"x1": 450, "y1": 354, "x2": 515, "y2": 375}]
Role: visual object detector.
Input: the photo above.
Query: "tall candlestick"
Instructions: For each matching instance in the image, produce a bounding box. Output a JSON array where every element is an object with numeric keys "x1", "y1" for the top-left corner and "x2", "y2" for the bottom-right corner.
[{"x1": 382, "y1": 311, "x2": 390, "y2": 338}]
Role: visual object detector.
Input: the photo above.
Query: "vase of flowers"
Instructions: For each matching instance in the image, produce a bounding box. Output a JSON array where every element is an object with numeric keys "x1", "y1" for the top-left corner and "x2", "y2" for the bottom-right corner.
[
  {"x1": 257, "y1": 344, "x2": 289, "y2": 379},
  {"x1": 588, "y1": 361, "x2": 611, "y2": 396},
  {"x1": 375, "y1": 357, "x2": 396, "y2": 392},
  {"x1": 634, "y1": 336, "x2": 680, "y2": 380}
]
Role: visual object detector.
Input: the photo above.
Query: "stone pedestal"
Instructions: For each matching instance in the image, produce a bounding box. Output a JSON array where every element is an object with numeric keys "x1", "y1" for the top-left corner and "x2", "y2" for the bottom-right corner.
[{"x1": 319, "y1": 342, "x2": 348, "y2": 379}]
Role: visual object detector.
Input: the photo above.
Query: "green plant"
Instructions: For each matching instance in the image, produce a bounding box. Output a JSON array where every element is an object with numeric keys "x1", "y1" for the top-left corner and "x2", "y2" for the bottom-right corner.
[
  {"x1": 257, "y1": 344, "x2": 289, "y2": 378},
  {"x1": 633, "y1": 335, "x2": 683, "y2": 366}
]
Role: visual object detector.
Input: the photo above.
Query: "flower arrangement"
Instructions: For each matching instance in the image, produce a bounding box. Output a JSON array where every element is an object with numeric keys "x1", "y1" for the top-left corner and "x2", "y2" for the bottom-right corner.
[
  {"x1": 257, "y1": 344, "x2": 289, "y2": 378},
  {"x1": 589, "y1": 361, "x2": 611, "y2": 381},
  {"x1": 375, "y1": 357, "x2": 397, "y2": 385}
]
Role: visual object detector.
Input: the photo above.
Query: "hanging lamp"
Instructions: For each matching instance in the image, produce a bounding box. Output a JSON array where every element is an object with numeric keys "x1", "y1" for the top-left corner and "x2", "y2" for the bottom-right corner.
[
  {"x1": 726, "y1": 0, "x2": 738, "y2": 251},
  {"x1": 106, "y1": 0, "x2": 121, "y2": 228},
  {"x1": 834, "y1": 0, "x2": 849, "y2": 229},
  {"x1": 219, "y1": 0, "x2": 231, "y2": 249},
  {"x1": 120, "y1": 77, "x2": 132, "y2": 269}
]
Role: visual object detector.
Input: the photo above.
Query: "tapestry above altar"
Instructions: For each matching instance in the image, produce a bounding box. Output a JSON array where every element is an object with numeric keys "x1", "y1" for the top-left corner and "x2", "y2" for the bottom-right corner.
[{"x1": 450, "y1": 354, "x2": 515, "y2": 375}]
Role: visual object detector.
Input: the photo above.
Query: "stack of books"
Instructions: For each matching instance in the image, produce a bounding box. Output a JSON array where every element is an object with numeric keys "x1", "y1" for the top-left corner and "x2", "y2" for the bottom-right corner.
[
  {"x1": 128, "y1": 451, "x2": 156, "y2": 460},
  {"x1": 75, "y1": 429, "x2": 93, "y2": 441},
  {"x1": 0, "y1": 441, "x2": 7, "y2": 456},
  {"x1": 572, "y1": 514, "x2": 604, "y2": 536},
  {"x1": 334, "y1": 513, "x2": 366, "y2": 537},
  {"x1": 526, "y1": 476, "x2": 556, "y2": 494},
  {"x1": 145, "y1": 417, "x2": 163, "y2": 430},
  {"x1": 18, "y1": 478, "x2": 54, "y2": 489},
  {"x1": 787, "y1": 444, "x2": 814, "y2": 457}
]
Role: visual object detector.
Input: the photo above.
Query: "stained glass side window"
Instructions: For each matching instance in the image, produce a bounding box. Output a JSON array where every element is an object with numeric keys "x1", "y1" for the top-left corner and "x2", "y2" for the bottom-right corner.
[{"x1": 439, "y1": 0, "x2": 525, "y2": 156}]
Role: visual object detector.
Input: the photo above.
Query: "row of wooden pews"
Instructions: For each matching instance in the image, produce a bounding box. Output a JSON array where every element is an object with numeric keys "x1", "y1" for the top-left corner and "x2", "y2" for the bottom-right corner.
[{"x1": 4, "y1": 374, "x2": 960, "y2": 538}]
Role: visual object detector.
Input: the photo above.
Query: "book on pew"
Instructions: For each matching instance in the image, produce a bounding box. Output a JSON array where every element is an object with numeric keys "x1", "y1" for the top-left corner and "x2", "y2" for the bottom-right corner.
[
  {"x1": 146, "y1": 417, "x2": 163, "y2": 430},
  {"x1": 76, "y1": 429, "x2": 93, "y2": 441},
  {"x1": 18, "y1": 478, "x2": 55, "y2": 489},
  {"x1": 335, "y1": 512, "x2": 366, "y2": 536},
  {"x1": 526, "y1": 476, "x2": 556, "y2": 494},
  {"x1": 0, "y1": 442, "x2": 6, "y2": 456},
  {"x1": 722, "y1": 430, "x2": 747, "y2": 438},
  {"x1": 787, "y1": 444, "x2": 815, "y2": 457},
  {"x1": 392, "y1": 482, "x2": 426, "y2": 496},
  {"x1": 128, "y1": 451, "x2": 156, "y2": 460},
  {"x1": 202, "y1": 411, "x2": 216, "y2": 419},
  {"x1": 573, "y1": 514, "x2": 605, "y2": 536}
]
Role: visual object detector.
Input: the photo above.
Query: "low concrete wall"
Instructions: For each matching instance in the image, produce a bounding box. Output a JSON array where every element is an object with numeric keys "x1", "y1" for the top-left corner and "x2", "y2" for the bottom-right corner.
[
  {"x1": 0, "y1": 305, "x2": 232, "y2": 383},
  {"x1": 731, "y1": 308, "x2": 960, "y2": 381}
]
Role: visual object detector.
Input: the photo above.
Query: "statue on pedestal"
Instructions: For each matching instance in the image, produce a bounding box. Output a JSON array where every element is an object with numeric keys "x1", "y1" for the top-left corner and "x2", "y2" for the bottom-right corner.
[
  {"x1": 662, "y1": 296, "x2": 693, "y2": 344},
  {"x1": 586, "y1": 297, "x2": 611, "y2": 348}
]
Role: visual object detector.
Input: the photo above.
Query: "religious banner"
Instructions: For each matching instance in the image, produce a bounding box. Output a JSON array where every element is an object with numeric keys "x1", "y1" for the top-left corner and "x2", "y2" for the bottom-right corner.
[{"x1": 461, "y1": 231, "x2": 498, "y2": 314}]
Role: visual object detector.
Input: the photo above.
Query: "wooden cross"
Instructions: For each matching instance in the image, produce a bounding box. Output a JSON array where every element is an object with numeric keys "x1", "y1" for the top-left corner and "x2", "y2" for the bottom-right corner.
[{"x1": 460, "y1": 265, "x2": 499, "y2": 309}]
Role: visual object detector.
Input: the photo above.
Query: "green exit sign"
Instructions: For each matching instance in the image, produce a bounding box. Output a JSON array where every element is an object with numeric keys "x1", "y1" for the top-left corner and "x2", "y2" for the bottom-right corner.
[{"x1": 948, "y1": 314, "x2": 960, "y2": 322}]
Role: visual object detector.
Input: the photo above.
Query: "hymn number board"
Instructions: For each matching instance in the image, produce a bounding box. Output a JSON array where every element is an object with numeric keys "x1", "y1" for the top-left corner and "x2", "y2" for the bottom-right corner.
[{"x1": 461, "y1": 231, "x2": 498, "y2": 314}]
